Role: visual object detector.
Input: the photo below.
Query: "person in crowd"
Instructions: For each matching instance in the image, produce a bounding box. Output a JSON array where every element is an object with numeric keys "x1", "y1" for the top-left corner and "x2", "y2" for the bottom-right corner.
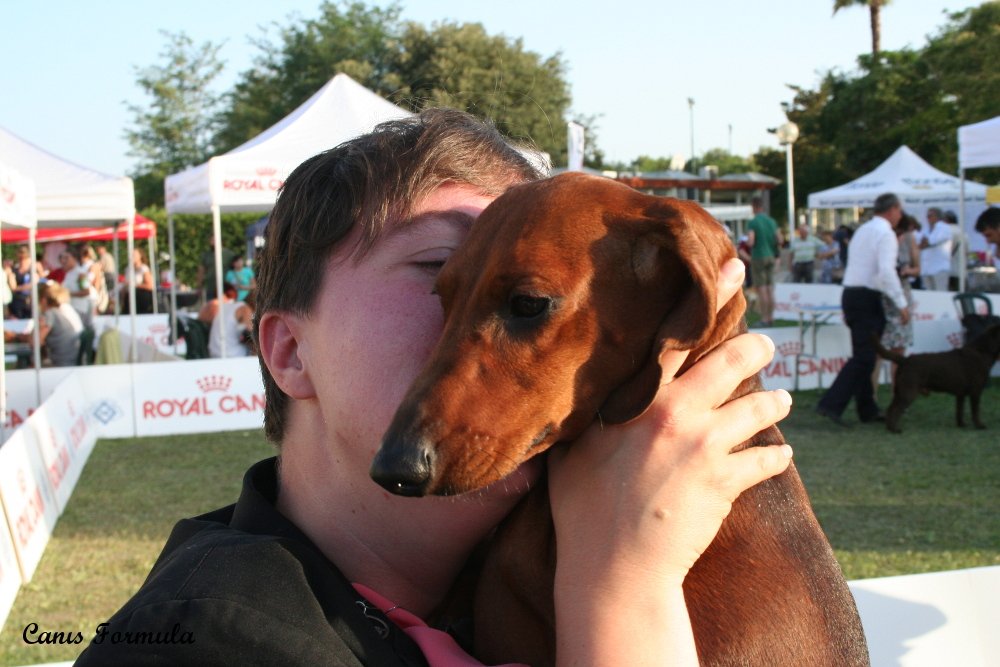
[
  {"x1": 919, "y1": 207, "x2": 952, "y2": 290},
  {"x1": 95, "y1": 243, "x2": 118, "y2": 305},
  {"x1": 975, "y1": 207, "x2": 1000, "y2": 268},
  {"x1": 62, "y1": 246, "x2": 98, "y2": 326},
  {"x1": 872, "y1": 213, "x2": 920, "y2": 398},
  {"x1": 197, "y1": 235, "x2": 237, "y2": 301},
  {"x1": 8, "y1": 282, "x2": 83, "y2": 367},
  {"x1": 818, "y1": 229, "x2": 843, "y2": 284},
  {"x1": 788, "y1": 223, "x2": 824, "y2": 283},
  {"x1": 942, "y1": 210, "x2": 967, "y2": 291},
  {"x1": 197, "y1": 282, "x2": 237, "y2": 324},
  {"x1": 833, "y1": 223, "x2": 854, "y2": 269},
  {"x1": 746, "y1": 196, "x2": 782, "y2": 326},
  {"x1": 817, "y1": 192, "x2": 909, "y2": 426},
  {"x1": 9, "y1": 244, "x2": 39, "y2": 319},
  {"x1": 224, "y1": 253, "x2": 256, "y2": 302},
  {"x1": 121, "y1": 248, "x2": 155, "y2": 314},
  {"x1": 209, "y1": 290, "x2": 254, "y2": 358},
  {"x1": 2, "y1": 259, "x2": 14, "y2": 317},
  {"x1": 77, "y1": 109, "x2": 793, "y2": 666},
  {"x1": 80, "y1": 245, "x2": 110, "y2": 314}
]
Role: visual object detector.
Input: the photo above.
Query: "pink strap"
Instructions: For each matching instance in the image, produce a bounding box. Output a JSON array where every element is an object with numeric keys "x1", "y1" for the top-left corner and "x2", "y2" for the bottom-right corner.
[{"x1": 352, "y1": 583, "x2": 528, "y2": 667}]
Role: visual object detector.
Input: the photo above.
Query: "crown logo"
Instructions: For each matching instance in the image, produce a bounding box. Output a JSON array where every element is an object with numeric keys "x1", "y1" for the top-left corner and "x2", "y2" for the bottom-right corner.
[
  {"x1": 256, "y1": 166, "x2": 277, "y2": 176},
  {"x1": 946, "y1": 332, "x2": 964, "y2": 348},
  {"x1": 197, "y1": 375, "x2": 232, "y2": 393},
  {"x1": 789, "y1": 292, "x2": 800, "y2": 301},
  {"x1": 776, "y1": 341, "x2": 803, "y2": 357}
]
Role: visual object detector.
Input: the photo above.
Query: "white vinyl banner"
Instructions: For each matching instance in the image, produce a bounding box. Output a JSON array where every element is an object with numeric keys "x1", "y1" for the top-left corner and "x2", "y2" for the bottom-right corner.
[
  {"x1": 0, "y1": 498, "x2": 21, "y2": 631},
  {"x1": 28, "y1": 374, "x2": 98, "y2": 513},
  {"x1": 774, "y1": 283, "x2": 1000, "y2": 323},
  {"x1": 0, "y1": 427, "x2": 59, "y2": 581},
  {"x1": 132, "y1": 357, "x2": 264, "y2": 436}
]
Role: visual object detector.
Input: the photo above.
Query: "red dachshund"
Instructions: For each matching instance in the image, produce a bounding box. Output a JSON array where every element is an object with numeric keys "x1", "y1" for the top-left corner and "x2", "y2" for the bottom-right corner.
[{"x1": 372, "y1": 172, "x2": 869, "y2": 666}]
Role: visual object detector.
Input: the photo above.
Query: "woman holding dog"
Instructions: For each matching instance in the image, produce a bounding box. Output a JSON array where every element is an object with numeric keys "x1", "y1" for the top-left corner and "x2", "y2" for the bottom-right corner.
[{"x1": 78, "y1": 110, "x2": 793, "y2": 666}]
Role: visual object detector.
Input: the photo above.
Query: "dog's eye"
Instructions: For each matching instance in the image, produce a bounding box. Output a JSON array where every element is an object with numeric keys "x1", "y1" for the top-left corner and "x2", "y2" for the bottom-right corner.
[{"x1": 509, "y1": 294, "x2": 551, "y2": 319}]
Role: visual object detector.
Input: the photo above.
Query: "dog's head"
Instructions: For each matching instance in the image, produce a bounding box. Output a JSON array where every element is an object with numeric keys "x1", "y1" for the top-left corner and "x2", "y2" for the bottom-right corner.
[{"x1": 371, "y1": 172, "x2": 745, "y2": 496}]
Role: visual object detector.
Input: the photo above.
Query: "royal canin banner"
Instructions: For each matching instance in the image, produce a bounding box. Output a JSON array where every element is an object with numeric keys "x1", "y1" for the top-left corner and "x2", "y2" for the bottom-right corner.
[
  {"x1": 27, "y1": 373, "x2": 98, "y2": 513},
  {"x1": 774, "y1": 283, "x2": 1000, "y2": 324},
  {"x1": 132, "y1": 358, "x2": 263, "y2": 436},
  {"x1": 0, "y1": 425, "x2": 59, "y2": 582},
  {"x1": 0, "y1": 493, "x2": 20, "y2": 630}
]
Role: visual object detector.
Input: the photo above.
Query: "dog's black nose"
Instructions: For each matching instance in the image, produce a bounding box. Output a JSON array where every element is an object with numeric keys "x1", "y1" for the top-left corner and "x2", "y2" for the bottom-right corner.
[{"x1": 370, "y1": 437, "x2": 437, "y2": 497}]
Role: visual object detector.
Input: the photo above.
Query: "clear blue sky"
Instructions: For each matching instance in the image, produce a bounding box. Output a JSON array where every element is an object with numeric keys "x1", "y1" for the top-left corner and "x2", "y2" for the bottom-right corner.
[{"x1": 0, "y1": 0, "x2": 982, "y2": 177}]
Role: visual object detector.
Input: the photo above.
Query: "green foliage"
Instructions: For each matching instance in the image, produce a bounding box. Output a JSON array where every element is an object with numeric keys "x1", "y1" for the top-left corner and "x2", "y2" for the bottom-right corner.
[
  {"x1": 699, "y1": 148, "x2": 758, "y2": 175},
  {"x1": 215, "y1": 1, "x2": 406, "y2": 151},
  {"x1": 213, "y1": 1, "x2": 571, "y2": 164},
  {"x1": 125, "y1": 32, "x2": 225, "y2": 209},
  {"x1": 768, "y1": 3, "x2": 1000, "y2": 217},
  {"x1": 139, "y1": 206, "x2": 261, "y2": 288}
]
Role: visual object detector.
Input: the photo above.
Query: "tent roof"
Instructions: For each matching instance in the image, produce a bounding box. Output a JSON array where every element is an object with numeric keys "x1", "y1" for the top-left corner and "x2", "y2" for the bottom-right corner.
[
  {"x1": 0, "y1": 126, "x2": 134, "y2": 226},
  {"x1": 1, "y1": 214, "x2": 155, "y2": 244},
  {"x1": 958, "y1": 115, "x2": 1000, "y2": 170},
  {"x1": 807, "y1": 145, "x2": 987, "y2": 209},
  {"x1": 0, "y1": 160, "x2": 36, "y2": 229},
  {"x1": 165, "y1": 73, "x2": 413, "y2": 214}
]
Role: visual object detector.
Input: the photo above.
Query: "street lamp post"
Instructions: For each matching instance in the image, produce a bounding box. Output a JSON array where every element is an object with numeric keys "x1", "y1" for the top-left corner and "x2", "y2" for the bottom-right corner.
[
  {"x1": 687, "y1": 97, "x2": 695, "y2": 169},
  {"x1": 776, "y1": 121, "x2": 799, "y2": 229}
]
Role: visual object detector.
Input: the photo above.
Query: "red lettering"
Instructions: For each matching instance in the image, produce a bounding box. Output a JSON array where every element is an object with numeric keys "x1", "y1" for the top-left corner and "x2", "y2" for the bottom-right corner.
[{"x1": 142, "y1": 401, "x2": 155, "y2": 418}]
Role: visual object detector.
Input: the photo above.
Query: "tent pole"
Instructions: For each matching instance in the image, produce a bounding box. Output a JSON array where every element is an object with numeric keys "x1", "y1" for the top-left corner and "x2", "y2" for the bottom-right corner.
[
  {"x1": 168, "y1": 215, "x2": 179, "y2": 357},
  {"x1": 27, "y1": 229, "x2": 41, "y2": 405},
  {"x1": 112, "y1": 222, "x2": 121, "y2": 326},
  {"x1": 212, "y1": 205, "x2": 226, "y2": 358},
  {"x1": 959, "y1": 169, "x2": 967, "y2": 293},
  {"x1": 127, "y1": 212, "x2": 137, "y2": 363},
  {"x1": 149, "y1": 232, "x2": 159, "y2": 315}
]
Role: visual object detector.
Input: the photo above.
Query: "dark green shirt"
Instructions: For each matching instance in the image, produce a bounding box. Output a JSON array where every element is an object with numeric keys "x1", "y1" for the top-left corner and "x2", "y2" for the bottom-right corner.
[{"x1": 748, "y1": 214, "x2": 780, "y2": 259}]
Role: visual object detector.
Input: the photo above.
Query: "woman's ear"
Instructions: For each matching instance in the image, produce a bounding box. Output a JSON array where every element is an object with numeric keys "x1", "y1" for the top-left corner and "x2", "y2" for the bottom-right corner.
[{"x1": 257, "y1": 312, "x2": 316, "y2": 399}]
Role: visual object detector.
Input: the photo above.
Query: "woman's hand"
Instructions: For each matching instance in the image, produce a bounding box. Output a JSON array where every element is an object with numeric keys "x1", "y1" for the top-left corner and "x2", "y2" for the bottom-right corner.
[{"x1": 548, "y1": 258, "x2": 793, "y2": 666}]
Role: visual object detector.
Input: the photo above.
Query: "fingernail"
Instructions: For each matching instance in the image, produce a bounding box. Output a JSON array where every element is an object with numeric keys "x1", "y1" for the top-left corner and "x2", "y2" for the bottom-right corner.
[
  {"x1": 781, "y1": 444, "x2": 793, "y2": 458},
  {"x1": 759, "y1": 334, "x2": 775, "y2": 354},
  {"x1": 777, "y1": 389, "x2": 792, "y2": 406}
]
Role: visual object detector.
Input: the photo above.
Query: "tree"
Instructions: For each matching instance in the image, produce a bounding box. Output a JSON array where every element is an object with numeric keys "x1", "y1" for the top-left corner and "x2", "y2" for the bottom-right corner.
[
  {"x1": 215, "y1": 1, "x2": 405, "y2": 151},
  {"x1": 833, "y1": 0, "x2": 892, "y2": 57},
  {"x1": 214, "y1": 1, "x2": 573, "y2": 164},
  {"x1": 125, "y1": 32, "x2": 225, "y2": 208}
]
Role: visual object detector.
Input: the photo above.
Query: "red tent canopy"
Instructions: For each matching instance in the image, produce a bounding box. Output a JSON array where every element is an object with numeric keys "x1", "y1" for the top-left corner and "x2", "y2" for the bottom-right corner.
[{"x1": 0, "y1": 214, "x2": 156, "y2": 243}]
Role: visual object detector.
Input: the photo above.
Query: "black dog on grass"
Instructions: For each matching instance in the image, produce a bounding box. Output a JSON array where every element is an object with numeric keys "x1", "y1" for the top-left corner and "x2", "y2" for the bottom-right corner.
[{"x1": 875, "y1": 324, "x2": 1000, "y2": 433}]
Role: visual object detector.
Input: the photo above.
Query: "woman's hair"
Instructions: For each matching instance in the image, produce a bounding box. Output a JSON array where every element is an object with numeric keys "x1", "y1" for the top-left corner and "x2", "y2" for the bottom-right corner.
[
  {"x1": 40, "y1": 281, "x2": 70, "y2": 306},
  {"x1": 254, "y1": 108, "x2": 545, "y2": 444}
]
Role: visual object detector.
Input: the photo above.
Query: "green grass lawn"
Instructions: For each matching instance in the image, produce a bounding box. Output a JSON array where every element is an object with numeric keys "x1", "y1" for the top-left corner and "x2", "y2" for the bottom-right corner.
[{"x1": 1, "y1": 385, "x2": 998, "y2": 666}]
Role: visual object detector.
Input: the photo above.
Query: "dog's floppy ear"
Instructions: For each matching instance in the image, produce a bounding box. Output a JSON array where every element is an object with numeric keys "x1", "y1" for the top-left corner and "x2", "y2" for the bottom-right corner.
[{"x1": 599, "y1": 198, "x2": 742, "y2": 423}]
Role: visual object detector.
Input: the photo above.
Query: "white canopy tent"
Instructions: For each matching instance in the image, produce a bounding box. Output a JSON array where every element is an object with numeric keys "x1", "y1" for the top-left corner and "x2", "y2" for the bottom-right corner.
[
  {"x1": 164, "y1": 73, "x2": 412, "y2": 355},
  {"x1": 958, "y1": 115, "x2": 1000, "y2": 171},
  {"x1": 808, "y1": 145, "x2": 989, "y2": 290},
  {"x1": 0, "y1": 161, "x2": 37, "y2": 440},
  {"x1": 0, "y1": 126, "x2": 138, "y2": 362},
  {"x1": 958, "y1": 116, "x2": 1000, "y2": 265}
]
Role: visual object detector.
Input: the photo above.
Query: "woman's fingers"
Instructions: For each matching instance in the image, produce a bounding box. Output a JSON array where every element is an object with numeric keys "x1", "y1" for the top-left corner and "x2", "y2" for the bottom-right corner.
[
  {"x1": 704, "y1": 387, "x2": 793, "y2": 450},
  {"x1": 723, "y1": 444, "x2": 794, "y2": 498},
  {"x1": 657, "y1": 332, "x2": 777, "y2": 416}
]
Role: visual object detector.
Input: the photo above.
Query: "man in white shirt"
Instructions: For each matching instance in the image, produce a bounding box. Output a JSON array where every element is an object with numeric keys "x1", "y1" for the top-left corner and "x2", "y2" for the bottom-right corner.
[
  {"x1": 817, "y1": 193, "x2": 910, "y2": 426},
  {"x1": 919, "y1": 207, "x2": 952, "y2": 290}
]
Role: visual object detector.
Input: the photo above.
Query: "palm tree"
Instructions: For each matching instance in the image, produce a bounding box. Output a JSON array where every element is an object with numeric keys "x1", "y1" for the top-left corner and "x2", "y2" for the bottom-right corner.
[{"x1": 833, "y1": 0, "x2": 892, "y2": 57}]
